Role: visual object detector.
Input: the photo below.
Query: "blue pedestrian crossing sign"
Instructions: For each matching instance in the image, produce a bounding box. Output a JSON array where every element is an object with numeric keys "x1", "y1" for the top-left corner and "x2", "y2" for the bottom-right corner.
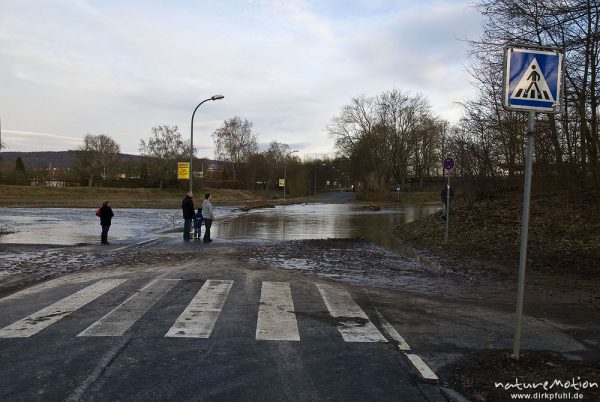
[{"x1": 503, "y1": 46, "x2": 564, "y2": 113}]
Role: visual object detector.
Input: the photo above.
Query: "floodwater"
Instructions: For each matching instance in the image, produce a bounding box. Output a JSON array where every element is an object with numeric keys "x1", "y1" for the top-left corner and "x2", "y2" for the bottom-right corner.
[
  {"x1": 0, "y1": 208, "x2": 181, "y2": 245},
  {"x1": 216, "y1": 203, "x2": 439, "y2": 251},
  {"x1": 0, "y1": 203, "x2": 439, "y2": 249}
]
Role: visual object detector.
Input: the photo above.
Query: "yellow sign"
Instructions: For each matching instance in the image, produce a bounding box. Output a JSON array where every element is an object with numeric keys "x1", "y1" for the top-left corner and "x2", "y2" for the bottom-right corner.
[
  {"x1": 278, "y1": 178, "x2": 285, "y2": 187},
  {"x1": 178, "y1": 162, "x2": 190, "y2": 180}
]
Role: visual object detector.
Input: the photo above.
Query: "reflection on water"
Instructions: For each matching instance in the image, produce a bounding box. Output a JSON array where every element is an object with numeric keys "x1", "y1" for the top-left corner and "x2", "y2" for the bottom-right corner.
[{"x1": 216, "y1": 203, "x2": 439, "y2": 250}]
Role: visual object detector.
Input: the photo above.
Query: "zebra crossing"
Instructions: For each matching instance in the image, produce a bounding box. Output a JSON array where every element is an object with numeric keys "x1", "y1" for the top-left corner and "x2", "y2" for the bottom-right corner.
[{"x1": 0, "y1": 278, "x2": 390, "y2": 343}]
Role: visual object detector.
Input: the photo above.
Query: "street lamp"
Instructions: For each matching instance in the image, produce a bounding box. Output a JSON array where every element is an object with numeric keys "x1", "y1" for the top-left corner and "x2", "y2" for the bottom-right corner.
[
  {"x1": 283, "y1": 150, "x2": 298, "y2": 201},
  {"x1": 190, "y1": 95, "x2": 224, "y2": 193}
]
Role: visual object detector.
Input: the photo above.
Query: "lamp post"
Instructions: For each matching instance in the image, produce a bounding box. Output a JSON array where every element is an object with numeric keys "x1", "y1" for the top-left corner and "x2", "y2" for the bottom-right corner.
[
  {"x1": 283, "y1": 150, "x2": 298, "y2": 201},
  {"x1": 190, "y1": 95, "x2": 224, "y2": 193}
]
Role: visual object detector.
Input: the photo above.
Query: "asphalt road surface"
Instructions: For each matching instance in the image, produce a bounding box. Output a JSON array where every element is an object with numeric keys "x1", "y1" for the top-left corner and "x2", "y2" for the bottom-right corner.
[
  {"x1": 1, "y1": 235, "x2": 595, "y2": 401},
  {"x1": 0, "y1": 241, "x2": 444, "y2": 401}
]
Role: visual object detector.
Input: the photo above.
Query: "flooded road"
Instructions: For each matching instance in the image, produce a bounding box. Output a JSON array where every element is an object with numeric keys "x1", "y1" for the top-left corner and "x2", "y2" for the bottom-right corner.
[
  {"x1": 0, "y1": 203, "x2": 439, "y2": 247},
  {"x1": 216, "y1": 203, "x2": 440, "y2": 251},
  {"x1": 0, "y1": 208, "x2": 181, "y2": 245}
]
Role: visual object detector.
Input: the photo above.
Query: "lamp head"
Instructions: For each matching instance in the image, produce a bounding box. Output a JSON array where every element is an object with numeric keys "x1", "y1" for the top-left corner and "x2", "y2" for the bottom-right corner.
[{"x1": 211, "y1": 95, "x2": 224, "y2": 101}]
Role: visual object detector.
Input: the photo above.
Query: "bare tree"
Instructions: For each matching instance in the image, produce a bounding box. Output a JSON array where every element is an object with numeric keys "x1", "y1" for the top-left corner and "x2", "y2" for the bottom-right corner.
[
  {"x1": 212, "y1": 117, "x2": 258, "y2": 181},
  {"x1": 76, "y1": 134, "x2": 120, "y2": 187},
  {"x1": 328, "y1": 90, "x2": 439, "y2": 192},
  {"x1": 139, "y1": 126, "x2": 191, "y2": 188}
]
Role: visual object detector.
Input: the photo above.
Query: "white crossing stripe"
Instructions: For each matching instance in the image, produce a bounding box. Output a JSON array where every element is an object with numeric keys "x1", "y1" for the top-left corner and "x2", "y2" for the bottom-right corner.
[
  {"x1": 405, "y1": 354, "x2": 439, "y2": 382},
  {"x1": 165, "y1": 279, "x2": 233, "y2": 338},
  {"x1": 374, "y1": 308, "x2": 411, "y2": 351},
  {"x1": 78, "y1": 279, "x2": 180, "y2": 337},
  {"x1": 315, "y1": 284, "x2": 387, "y2": 343},
  {"x1": 256, "y1": 282, "x2": 300, "y2": 341},
  {"x1": 0, "y1": 279, "x2": 127, "y2": 338}
]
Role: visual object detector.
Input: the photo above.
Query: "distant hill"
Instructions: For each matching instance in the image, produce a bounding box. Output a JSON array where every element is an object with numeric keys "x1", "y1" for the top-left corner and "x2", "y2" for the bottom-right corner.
[
  {"x1": 0, "y1": 151, "x2": 218, "y2": 169},
  {"x1": 0, "y1": 151, "x2": 147, "y2": 168}
]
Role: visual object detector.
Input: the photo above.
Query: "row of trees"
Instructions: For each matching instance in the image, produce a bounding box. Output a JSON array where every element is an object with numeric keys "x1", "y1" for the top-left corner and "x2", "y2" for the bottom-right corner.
[
  {"x1": 20, "y1": 121, "x2": 329, "y2": 196},
  {"x1": 327, "y1": 90, "x2": 446, "y2": 192}
]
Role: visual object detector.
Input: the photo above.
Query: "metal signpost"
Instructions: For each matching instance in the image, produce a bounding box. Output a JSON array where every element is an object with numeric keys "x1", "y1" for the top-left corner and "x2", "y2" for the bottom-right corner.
[
  {"x1": 503, "y1": 44, "x2": 564, "y2": 360},
  {"x1": 396, "y1": 184, "x2": 401, "y2": 204},
  {"x1": 442, "y1": 158, "x2": 455, "y2": 243}
]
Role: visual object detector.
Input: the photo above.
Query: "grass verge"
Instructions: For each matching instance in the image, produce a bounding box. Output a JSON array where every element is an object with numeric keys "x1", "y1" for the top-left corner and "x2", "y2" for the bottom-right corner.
[{"x1": 0, "y1": 185, "x2": 269, "y2": 208}]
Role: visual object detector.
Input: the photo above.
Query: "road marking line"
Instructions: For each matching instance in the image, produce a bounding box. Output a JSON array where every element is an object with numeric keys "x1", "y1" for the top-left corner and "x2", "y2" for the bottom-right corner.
[
  {"x1": 405, "y1": 354, "x2": 439, "y2": 383},
  {"x1": 165, "y1": 279, "x2": 233, "y2": 338},
  {"x1": 256, "y1": 282, "x2": 300, "y2": 341},
  {"x1": 78, "y1": 279, "x2": 180, "y2": 337},
  {"x1": 315, "y1": 284, "x2": 387, "y2": 343},
  {"x1": 374, "y1": 308, "x2": 411, "y2": 351},
  {"x1": 0, "y1": 279, "x2": 127, "y2": 338}
]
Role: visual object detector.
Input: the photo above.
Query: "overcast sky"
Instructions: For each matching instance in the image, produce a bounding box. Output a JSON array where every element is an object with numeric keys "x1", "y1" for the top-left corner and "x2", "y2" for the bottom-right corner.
[{"x1": 0, "y1": 0, "x2": 482, "y2": 158}]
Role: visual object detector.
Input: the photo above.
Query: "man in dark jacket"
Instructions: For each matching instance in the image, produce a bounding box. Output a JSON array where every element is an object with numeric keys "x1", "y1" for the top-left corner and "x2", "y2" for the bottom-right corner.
[
  {"x1": 181, "y1": 191, "x2": 195, "y2": 241},
  {"x1": 99, "y1": 200, "x2": 114, "y2": 245}
]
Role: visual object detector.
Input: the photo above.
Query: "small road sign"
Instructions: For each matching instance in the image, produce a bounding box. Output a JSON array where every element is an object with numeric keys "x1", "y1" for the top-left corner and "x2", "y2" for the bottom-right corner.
[
  {"x1": 278, "y1": 178, "x2": 285, "y2": 187},
  {"x1": 177, "y1": 162, "x2": 190, "y2": 180},
  {"x1": 503, "y1": 45, "x2": 564, "y2": 113},
  {"x1": 443, "y1": 158, "x2": 455, "y2": 171}
]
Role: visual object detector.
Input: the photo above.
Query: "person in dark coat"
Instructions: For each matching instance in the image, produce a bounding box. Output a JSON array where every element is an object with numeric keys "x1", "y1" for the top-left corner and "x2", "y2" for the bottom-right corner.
[
  {"x1": 98, "y1": 200, "x2": 114, "y2": 245},
  {"x1": 181, "y1": 191, "x2": 195, "y2": 241}
]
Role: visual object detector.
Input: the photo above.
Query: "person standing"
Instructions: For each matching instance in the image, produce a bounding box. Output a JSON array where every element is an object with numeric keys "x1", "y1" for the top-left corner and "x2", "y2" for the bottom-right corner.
[
  {"x1": 193, "y1": 207, "x2": 203, "y2": 240},
  {"x1": 181, "y1": 191, "x2": 195, "y2": 241},
  {"x1": 202, "y1": 193, "x2": 214, "y2": 243},
  {"x1": 98, "y1": 200, "x2": 114, "y2": 245}
]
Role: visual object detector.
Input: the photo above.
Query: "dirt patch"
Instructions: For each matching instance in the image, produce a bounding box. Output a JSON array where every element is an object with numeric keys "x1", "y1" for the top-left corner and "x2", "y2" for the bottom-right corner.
[
  {"x1": 0, "y1": 243, "x2": 198, "y2": 298},
  {"x1": 444, "y1": 349, "x2": 600, "y2": 401},
  {"x1": 240, "y1": 200, "x2": 275, "y2": 211}
]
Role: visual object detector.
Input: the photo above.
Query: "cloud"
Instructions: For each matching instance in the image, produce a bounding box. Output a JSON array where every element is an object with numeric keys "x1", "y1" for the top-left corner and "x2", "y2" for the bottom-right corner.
[
  {"x1": 0, "y1": 0, "x2": 481, "y2": 156},
  {"x1": 1, "y1": 130, "x2": 82, "y2": 151}
]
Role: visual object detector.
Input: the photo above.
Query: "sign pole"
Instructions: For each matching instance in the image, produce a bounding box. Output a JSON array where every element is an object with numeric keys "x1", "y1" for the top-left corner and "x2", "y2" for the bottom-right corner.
[
  {"x1": 513, "y1": 110, "x2": 536, "y2": 360},
  {"x1": 442, "y1": 157, "x2": 454, "y2": 244},
  {"x1": 503, "y1": 44, "x2": 563, "y2": 361}
]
